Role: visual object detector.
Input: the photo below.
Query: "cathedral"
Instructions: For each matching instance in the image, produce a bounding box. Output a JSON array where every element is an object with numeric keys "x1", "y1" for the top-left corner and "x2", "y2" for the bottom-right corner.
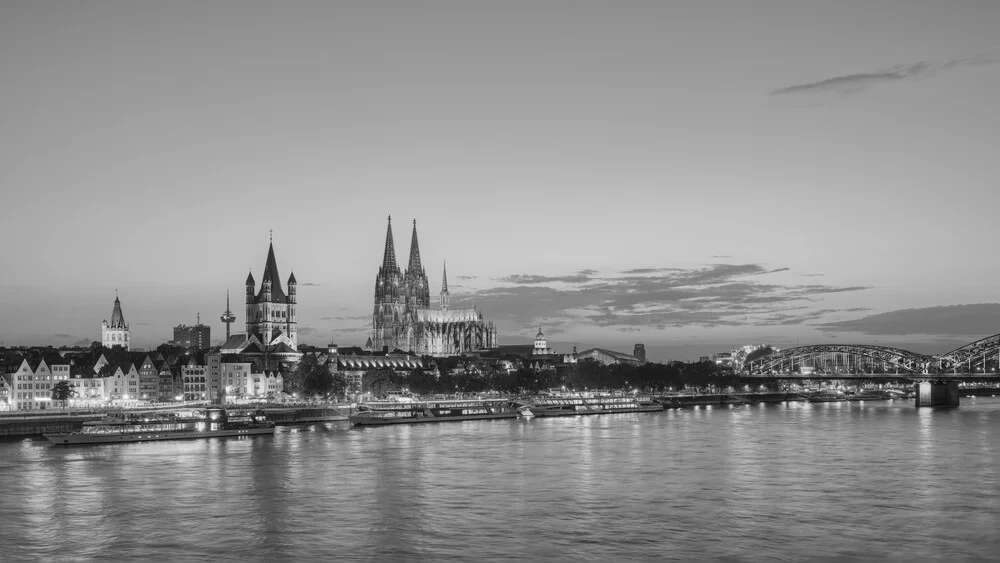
[{"x1": 371, "y1": 216, "x2": 498, "y2": 356}]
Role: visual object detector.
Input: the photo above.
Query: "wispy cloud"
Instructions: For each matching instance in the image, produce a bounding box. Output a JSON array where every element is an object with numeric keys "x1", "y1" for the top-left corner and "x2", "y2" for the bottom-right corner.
[
  {"x1": 457, "y1": 275, "x2": 478, "y2": 280},
  {"x1": 816, "y1": 304, "x2": 1000, "y2": 337},
  {"x1": 54, "y1": 333, "x2": 74, "y2": 338},
  {"x1": 301, "y1": 282, "x2": 320, "y2": 286},
  {"x1": 711, "y1": 255, "x2": 732, "y2": 259},
  {"x1": 771, "y1": 54, "x2": 1000, "y2": 98},
  {"x1": 470, "y1": 264, "x2": 869, "y2": 331},
  {"x1": 496, "y1": 273, "x2": 595, "y2": 285},
  {"x1": 298, "y1": 326, "x2": 319, "y2": 335},
  {"x1": 323, "y1": 315, "x2": 370, "y2": 322}
]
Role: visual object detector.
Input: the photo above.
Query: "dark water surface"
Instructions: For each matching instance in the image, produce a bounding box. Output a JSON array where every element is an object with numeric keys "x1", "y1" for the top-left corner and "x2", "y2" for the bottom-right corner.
[{"x1": 2, "y1": 399, "x2": 999, "y2": 561}]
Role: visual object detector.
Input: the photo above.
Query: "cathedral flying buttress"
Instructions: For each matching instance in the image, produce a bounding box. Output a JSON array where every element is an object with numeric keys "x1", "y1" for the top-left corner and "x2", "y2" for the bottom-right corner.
[{"x1": 371, "y1": 217, "x2": 498, "y2": 356}]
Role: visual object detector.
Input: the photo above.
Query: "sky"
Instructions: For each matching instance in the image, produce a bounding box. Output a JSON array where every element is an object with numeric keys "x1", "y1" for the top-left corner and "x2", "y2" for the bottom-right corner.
[{"x1": 2, "y1": 1, "x2": 1000, "y2": 361}]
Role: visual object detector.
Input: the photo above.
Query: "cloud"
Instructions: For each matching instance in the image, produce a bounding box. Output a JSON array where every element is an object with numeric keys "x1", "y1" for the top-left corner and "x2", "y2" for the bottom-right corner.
[
  {"x1": 72, "y1": 338, "x2": 91, "y2": 347},
  {"x1": 54, "y1": 333, "x2": 74, "y2": 338},
  {"x1": 496, "y1": 273, "x2": 595, "y2": 284},
  {"x1": 800, "y1": 273, "x2": 825, "y2": 277},
  {"x1": 617, "y1": 327, "x2": 641, "y2": 333},
  {"x1": 711, "y1": 255, "x2": 732, "y2": 259},
  {"x1": 323, "y1": 315, "x2": 370, "y2": 321},
  {"x1": 297, "y1": 327, "x2": 319, "y2": 335},
  {"x1": 300, "y1": 282, "x2": 320, "y2": 286},
  {"x1": 816, "y1": 304, "x2": 1000, "y2": 337},
  {"x1": 771, "y1": 54, "x2": 1000, "y2": 98},
  {"x1": 469, "y1": 263, "x2": 868, "y2": 331},
  {"x1": 457, "y1": 275, "x2": 478, "y2": 280}
]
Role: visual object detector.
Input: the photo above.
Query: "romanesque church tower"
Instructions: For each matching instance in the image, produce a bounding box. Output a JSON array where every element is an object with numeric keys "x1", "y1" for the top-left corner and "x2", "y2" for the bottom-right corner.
[{"x1": 244, "y1": 239, "x2": 298, "y2": 348}]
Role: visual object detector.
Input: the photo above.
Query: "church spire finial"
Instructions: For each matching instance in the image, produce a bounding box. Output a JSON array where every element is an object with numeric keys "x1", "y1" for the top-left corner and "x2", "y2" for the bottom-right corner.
[
  {"x1": 269, "y1": 228, "x2": 272, "y2": 243},
  {"x1": 442, "y1": 260, "x2": 448, "y2": 292},
  {"x1": 382, "y1": 215, "x2": 399, "y2": 272},
  {"x1": 407, "y1": 218, "x2": 423, "y2": 273}
]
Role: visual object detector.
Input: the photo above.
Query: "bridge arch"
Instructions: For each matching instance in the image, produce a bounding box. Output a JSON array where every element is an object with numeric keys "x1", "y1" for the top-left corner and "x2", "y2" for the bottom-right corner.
[
  {"x1": 745, "y1": 344, "x2": 931, "y2": 375},
  {"x1": 934, "y1": 333, "x2": 1000, "y2": 373}
]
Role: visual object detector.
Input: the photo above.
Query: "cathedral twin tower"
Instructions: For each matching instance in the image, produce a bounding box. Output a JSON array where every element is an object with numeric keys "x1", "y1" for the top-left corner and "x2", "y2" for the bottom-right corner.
[{"x1": 371, "y1": 216, "x2": 497, "y2": 356}]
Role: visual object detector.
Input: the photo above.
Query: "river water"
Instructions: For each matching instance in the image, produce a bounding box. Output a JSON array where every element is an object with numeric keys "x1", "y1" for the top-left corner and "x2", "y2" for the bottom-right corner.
[{"x1": 1, "y1": 398, "x2": 999, "y2": 561}]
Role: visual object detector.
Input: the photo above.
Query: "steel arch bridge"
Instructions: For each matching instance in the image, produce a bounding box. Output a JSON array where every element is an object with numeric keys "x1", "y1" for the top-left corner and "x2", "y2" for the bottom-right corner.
[
  {"x1": 746, "y1": 344, "x2": 932, "y2": 375},
  {"x1": 934, "y1": 333, "x2": 1000, "y2": 373},
  {"x1": 743, "y1": 333, "x2": 1000, "y2": 376}
]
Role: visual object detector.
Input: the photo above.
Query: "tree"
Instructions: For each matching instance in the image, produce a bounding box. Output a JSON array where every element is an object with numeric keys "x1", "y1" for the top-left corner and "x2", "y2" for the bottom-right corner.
[
  {"x1": 51, "y1": 381, "x2": 77, "y2": 408},
  {"x1": 287, "y1": 355, "x2": 344, "y2": 400},
  {"x1": 363, "y1": 368, "x2": 396, "y2": 398}
]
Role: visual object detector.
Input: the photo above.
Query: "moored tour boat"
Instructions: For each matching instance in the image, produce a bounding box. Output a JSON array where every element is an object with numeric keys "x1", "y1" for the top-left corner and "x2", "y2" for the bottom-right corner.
[
  {"x1": 348, "y1": 399, "x2": 521, "y2": 426},
  {"x1": 45, "y1": 408, "x2": 275, "y2": 446},
  {"x1": 523, "y1": 392, "x2": 664, "y2": 417}
]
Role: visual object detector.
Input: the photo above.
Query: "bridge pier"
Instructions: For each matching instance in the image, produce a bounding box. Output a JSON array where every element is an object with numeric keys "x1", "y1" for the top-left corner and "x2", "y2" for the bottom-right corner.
[{"x1": 915, "y1": 381, "x2": 959, "y2": 407}]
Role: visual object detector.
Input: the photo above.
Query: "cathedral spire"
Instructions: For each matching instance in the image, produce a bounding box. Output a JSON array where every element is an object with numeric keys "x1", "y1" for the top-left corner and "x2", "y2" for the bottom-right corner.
[
  {"x1": 382, "y1": 215, "x2": 399, "y2": 273},
  {"x1": 407, "y1": 218, "x2": 423, "y2": 273},
  {"x1": 440, "y1": 260, "x2": 450, "y2": 312}
]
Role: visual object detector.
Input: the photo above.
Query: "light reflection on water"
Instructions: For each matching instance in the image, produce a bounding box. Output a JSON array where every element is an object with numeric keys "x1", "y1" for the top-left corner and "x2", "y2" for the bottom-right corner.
[{"x1": 1, "y1": 399, "x2": 999, "y2": 561}]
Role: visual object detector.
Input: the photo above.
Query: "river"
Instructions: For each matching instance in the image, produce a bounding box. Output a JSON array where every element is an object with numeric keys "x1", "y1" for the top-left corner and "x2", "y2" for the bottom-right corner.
[{"x1": 1, "y1": 398, "x2": 999, "y2": 561}]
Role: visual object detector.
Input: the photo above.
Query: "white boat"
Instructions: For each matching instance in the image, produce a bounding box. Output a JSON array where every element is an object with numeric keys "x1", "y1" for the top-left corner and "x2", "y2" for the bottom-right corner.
[
  {"x1": 46, "y1": 408, "x2": 275, "y2": 446},
  {"x1": 349, "y1": 399, "x2": 520, "y2": 426},
  {"x1": 523, "y1": 393, "x2": 663, "y2": 417}
]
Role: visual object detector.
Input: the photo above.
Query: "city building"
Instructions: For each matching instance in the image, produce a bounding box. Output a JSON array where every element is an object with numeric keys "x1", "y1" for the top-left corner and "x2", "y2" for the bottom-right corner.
[
  {"x1": 327, "y1": 344, "x2": 423, "y2": 399},
  {"x1": 370, "y1": 217, "x2": 497, "y2": 356},
  {"x1": 4, "y1": 353, "x2": 71, "y2": 410},
  {"x1": 220, "y1": 238, "x2": 302, "y2": 364},
  {"x1": 633, "y1": 344, "x2": 646, "y2": 363},
  {"x1": 712, "y1": 352, "x2": 734, "y2": 367},
  {"x1": 181, "y1": 358, "x2": 208, "y2": 401},
  {"x1": 101, "y1": 293, "x2": 131, "y2": 350},
  {"x1": 173, "y1": 316, "x2": 211, "y2": 351},
  {"x1": 575, "y1": 347, "x2": 645, "y2": 366}
]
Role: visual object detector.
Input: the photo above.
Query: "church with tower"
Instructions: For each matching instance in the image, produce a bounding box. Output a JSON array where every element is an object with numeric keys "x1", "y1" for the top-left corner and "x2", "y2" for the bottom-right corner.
[
  {"x1": 370, "y1": 216, "x2": 497, "y2": 356},
  {"x1": 101, "y1": 293, "x2": 130, "y2": 350},
  {"x1": 220, "y1": 237, "x2": 301, "y2": 361}
]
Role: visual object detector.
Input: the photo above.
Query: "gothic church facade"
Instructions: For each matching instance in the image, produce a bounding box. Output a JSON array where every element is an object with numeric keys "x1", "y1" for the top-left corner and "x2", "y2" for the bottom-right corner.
[{"x1": 371, "y1": 217, "x2": 497, "y2": 356}]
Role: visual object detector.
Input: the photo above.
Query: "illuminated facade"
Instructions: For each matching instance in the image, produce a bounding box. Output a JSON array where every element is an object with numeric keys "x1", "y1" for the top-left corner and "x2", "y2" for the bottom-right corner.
[{"x1": 371, "y1": 217, "x2": 497, "y2": 356}]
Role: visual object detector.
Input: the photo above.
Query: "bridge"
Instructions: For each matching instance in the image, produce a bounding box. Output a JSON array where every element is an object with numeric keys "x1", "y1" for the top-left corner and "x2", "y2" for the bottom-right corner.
[{"x1": 740, "y1": 333, "x2": 1000, "y2": 407}]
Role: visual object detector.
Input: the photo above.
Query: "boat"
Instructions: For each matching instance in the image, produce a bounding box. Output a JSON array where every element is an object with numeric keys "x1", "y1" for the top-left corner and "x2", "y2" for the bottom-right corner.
[
  {"x1": 807, "y1": 390, "x2": 847, "y2": 403},
  {"x1": 522, "y1": 392, "x2": 664, "y2": 417},
  {"x1": 45, "y1": 408, "x2": 275, "y2": 446},
  {"x1": 348, "y1": 398, "x2": 521, "y2": 426},
  {"x1": 846, "y1": 389, "x2": 890, "y2": 401}
]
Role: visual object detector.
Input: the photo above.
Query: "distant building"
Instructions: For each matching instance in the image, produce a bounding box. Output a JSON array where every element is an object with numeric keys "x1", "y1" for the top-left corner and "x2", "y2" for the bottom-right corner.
[
  {"x1": 532, "y1": 328, "x2": 554, "y2": 355},
  {"x1": 101, "y1": 293, "x2": 131, "y2": 350},
  {"x1": 633, "y1": 344, "x2": 646, "y2": 363},
  {"x1": 4, "y1": 353, "x2": 70, "y2": 411},
  {"x1": 173, "y1": 318, "x2": 211, "y2": 351},
  {"x1": 699, "y1": 356, "x2": 711, "y2": 363},
  {"x1": 576, "y1": 348, "x2": 645, "y2": 366},
  {"x1": 712, "y1": 352, "x2": 734, "y2": 367}
]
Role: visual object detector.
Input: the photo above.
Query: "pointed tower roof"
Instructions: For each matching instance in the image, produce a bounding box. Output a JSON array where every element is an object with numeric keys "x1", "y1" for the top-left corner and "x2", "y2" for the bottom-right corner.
[
  {"x1": 441, "y1": 261, "x2": 448, "y2": 292},
  {"x1": 381, "y1": 215, "x2": 399, "y2": 273},
  {"x1": 258, "y1": 241, "x2": 286, "y2": 302},
  {"x1": 246, "y1": 269, "x2": 255, "y2": 285},
  {"x1": 407, "y1": 219, "x2": 423, "y2": 273},
  {"x1": 110, "y1": 293, "x2": 125, "y2": 328},
  {"x1": 288, "y1": 270, "x2": 297, "y2": 285}
]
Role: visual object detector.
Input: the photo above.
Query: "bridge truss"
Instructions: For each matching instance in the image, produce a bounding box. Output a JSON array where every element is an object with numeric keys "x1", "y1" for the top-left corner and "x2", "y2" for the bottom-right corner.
[
  {"x1": 745, "y1": 344, "x2": 932, "y2": 375},
  {"x1": 744, "y1": 333, "x2": 1000, "y2": 376}
]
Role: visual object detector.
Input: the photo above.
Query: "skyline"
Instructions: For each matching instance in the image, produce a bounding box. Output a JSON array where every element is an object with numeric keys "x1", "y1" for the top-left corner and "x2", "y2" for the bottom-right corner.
[{"x1": 3, "y1": 2, "x2": 1000, "y2": 360}]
